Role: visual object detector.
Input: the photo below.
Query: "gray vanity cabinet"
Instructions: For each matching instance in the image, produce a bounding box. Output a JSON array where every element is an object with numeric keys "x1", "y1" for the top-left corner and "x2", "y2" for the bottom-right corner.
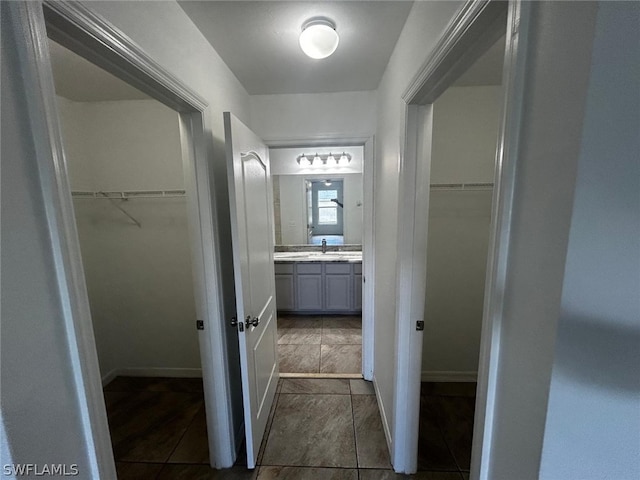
[{"x1": 275, "y1": 261, "x2": 362, "y2": 314}]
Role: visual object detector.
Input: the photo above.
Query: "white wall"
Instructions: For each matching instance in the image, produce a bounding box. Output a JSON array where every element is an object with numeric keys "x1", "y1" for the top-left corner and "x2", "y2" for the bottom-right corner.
[
  {"x1": 270, "y1": 146, "x2": 363, "y2": 245},
  {"x1": 372, "y1": 0, "x2": 465, "y2": 456},
  {"x1": 539, "y1": 3, "x2": 640, "y2": 479},
  {"x1": 59, "y1": 98, "x2": 185, "y2": 190},
  {"x1": 422, "y1": 86, "x2": 502, "y2": 380},
  {"x1": 250, "y1": 91, "x2": 376, "y2": 143},
  {"x1": 57, "y1": 96, "x2": 201, "y2": 380},
  {"x1": 3, "y1": 0, "x2": 251, "y2": 471},
  {"x1": 430, "y1": 86, "x2": 503, "y2": 185},
  {"x1": 422, "y1": 190, "x2": 492, "y2": 379},
  {"x1": 484, "y1": 2, "x2": 640, "y2": 478}
]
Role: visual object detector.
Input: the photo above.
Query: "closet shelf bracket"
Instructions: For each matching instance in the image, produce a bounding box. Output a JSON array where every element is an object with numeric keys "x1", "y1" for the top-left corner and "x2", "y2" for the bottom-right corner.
[{"x1": 98, "y1": 192, "x2": 142, "y2": 228}]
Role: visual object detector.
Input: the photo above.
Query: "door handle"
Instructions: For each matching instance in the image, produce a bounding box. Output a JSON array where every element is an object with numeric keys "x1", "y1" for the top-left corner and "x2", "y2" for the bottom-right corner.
[{"x1": 245, "y1": 316, "x2": 260, "y2": 328}]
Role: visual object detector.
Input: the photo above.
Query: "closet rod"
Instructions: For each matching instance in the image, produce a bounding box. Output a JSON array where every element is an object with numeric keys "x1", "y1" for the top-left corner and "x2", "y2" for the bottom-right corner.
[
  {"x1": 71, "y1": 189, "x2": 186, "y2": 199},
  {"x1": 429, "y1": 182, "x2": 494, "y2": 191}
]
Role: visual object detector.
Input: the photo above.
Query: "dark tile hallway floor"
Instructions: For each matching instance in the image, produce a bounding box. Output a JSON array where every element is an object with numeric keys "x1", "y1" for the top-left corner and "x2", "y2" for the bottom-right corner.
[
  {"x1": 418, "y1": 382, "x2": 477, "y2": 477},
  {"x1": 278, "y1": 315, "x2": 362, "y2": 374},
  {"x1": 105, "y1": 377, "x2": 474, "y2": 479}
]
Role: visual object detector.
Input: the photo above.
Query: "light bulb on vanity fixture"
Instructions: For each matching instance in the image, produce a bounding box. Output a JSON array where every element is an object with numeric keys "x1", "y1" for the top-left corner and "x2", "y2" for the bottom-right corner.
[{"x1": 299, "y1": 18, "x2": 339, "y2": 59}]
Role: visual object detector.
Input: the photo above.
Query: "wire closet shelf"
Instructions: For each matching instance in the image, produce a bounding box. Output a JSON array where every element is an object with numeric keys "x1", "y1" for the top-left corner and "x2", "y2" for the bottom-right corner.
[
  {"x1": 71, "y1": 189, "x2": 186, "y2": 199},
  {"x1": 70, "y1": 190, "x2": 187, "y2": 228},
  {"x1": 429, "y1": 182, "x2": 494, "y2": 191}
]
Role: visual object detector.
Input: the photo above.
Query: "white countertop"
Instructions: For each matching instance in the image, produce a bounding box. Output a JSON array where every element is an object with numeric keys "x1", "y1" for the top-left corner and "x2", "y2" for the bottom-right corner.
[{"x1": 273, "y1": 251, "x2": 362, "y2": 263}]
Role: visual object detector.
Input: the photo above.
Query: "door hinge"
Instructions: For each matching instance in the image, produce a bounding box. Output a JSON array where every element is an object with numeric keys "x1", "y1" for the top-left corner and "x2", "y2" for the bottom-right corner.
[
  {"x1": 416, "y1": 320, "x2": 424, "y2": 331},
  {"x1": 196, "y1": 320, "x2": 204, "y2": 330},
  {"x1": 230, "y1": 316, "x2": 244, "y2": 332}
]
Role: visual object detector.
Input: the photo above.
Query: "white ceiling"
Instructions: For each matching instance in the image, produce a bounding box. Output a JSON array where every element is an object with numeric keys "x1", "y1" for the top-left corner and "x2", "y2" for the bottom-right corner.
[
  {"x1": 49, "y1": 40, "x2": 149, "y2": 102},
  {"x1": 178, "y1": 1, "x2": 414, "y2": 95},
  {"x1": 48, "y1": 5, "x2": 503, "y2": 103}
]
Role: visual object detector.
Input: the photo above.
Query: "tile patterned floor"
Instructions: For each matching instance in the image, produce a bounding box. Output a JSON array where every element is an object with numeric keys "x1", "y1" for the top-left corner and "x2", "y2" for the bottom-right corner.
[
  {"x1": 106, "y1": 377, "x2": 474, "y2": 480},
  {"x1": 277, "y1": 315, "x2": 362, "y2": 374},
  {"x1": 418, "y1": 382, "x2": 477, "y2": 476}
]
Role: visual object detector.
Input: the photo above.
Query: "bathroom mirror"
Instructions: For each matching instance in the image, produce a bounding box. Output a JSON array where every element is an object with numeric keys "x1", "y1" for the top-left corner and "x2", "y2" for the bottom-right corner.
[{"x1": 270, "y1": 146, "x2": 363, "y2": 246}]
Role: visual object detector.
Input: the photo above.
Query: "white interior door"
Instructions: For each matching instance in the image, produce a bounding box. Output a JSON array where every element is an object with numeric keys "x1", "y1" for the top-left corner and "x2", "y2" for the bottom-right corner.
[{"x1": 224, "y1": 112, "x2": 279, "y2": 468}]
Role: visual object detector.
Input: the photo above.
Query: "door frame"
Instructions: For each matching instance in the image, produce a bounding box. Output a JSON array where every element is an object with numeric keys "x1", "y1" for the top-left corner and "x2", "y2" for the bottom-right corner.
[
  {"x1": 265, "y1": 135, "x2": 376, "y2": 380},
  {"x1": 392, "y1": 0, "x2": 531, "y2": 476},
  {"x1": 11, "y1": 0, "x2": 237, "y2": 473}
]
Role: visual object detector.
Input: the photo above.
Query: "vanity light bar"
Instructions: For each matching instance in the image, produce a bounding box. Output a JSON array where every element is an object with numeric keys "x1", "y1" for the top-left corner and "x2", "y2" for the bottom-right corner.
[{"x1": 296, "y1": 152, "x2": 352, "y2": 166}]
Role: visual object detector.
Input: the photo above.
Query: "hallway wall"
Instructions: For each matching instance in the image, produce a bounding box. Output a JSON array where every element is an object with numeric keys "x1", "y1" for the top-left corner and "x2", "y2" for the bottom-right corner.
[
  {"x1": 57, "y1": 96, "x2": 200, "y2": 381},
  {"x1": 372, "y1": 0, "x2": 465, "y2": 456},
  {"x1": 2, "y1": 9, "x2": 93, "y2": 472},
  {"x1": 539, "y1": 3, "x2": 640, "y2": 478},
  {"x1": 484, "y1": 2, "x2": 639, "y2": 478},
  {"x1": 249, "y1": 91, "x2": 376, "y2": 143}
]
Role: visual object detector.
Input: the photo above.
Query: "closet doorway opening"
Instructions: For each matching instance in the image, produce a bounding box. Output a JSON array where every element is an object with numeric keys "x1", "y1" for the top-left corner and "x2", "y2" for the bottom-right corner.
[
  {"x1": 48, "y1": 37, "x2": 211, "y2": 472},
  {"x1": 35, "y1": 1, "x2": 237, "y2": 472},
  {"x1": 416, "y1": 32, "x2": 506, "y2": 476},
  {"x1": 269, "y1": 143, "x2": 373, "y2": 378},
  {"x1": 392, "y1": 0, "x2": 522, "y2": 473}
]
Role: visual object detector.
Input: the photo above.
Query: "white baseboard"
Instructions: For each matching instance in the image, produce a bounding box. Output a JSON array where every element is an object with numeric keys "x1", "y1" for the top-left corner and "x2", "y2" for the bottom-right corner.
[
  {"x1": 373, "y1": 375, "x2": 393, "y2": 455},
  {"x1": 421, "y1": 371, "x2": 477, "y2": 382},
  {"x1": 101, "y1": 369, "x2": 118, "y2": 387},
  {"x1": 101, "y1": 367, "x2": 203, "y2": 386}
]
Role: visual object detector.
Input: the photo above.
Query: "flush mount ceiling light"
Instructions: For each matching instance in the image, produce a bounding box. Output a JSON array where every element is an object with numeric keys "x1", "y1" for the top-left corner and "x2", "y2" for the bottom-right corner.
[{"x1": 299, "y1": 18, "x2": 339, "y2": 59}]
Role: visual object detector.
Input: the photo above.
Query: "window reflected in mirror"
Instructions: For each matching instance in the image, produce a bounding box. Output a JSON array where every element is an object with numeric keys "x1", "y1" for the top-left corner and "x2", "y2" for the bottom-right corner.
[{"x1": 308, "y1": 179, "x2": 344, "y2": 244}]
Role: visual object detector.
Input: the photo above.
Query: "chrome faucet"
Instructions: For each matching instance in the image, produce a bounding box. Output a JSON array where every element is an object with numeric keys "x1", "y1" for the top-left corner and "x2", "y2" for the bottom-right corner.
[{"x1": 321, "y1": 238, "x2": 327, "y2": 253}]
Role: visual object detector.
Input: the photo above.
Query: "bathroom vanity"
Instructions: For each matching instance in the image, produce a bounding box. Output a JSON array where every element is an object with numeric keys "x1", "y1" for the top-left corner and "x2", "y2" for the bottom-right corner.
[{"x1": 274, "y1": 251, "x2": 362, "y2": 314}]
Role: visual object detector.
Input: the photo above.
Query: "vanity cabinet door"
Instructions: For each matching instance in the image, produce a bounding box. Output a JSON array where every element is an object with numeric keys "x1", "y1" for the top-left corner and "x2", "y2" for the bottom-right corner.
[
  {"x1": 324, "y1": 264, "x2": 352, "y2": 311},
  {"x1": 275, "y1": 274, "x2": 295, "y2": 311},
  {"x1": 296, "y1": 276, "x2": 323, "y2": 310},
  {"x1": 353, "y1": 274, "x2": 363, "y2": 311},
  {"x1": 325, "y1": 274, "x2": 352, "y2": 311},
  {"x1": 275, "y1": 263, "x2": 295, "y2": 311},
  {"x1": 296, "y1": 263, "x2": 323, "y2": 311}
]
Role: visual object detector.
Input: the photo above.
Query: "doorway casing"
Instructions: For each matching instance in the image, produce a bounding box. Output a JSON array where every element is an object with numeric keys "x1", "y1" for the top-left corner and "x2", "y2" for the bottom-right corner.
[
  {"x1": 10, "y1": 0, "x2": 241, "y2": 474},
  {"x1": 391, "y1": 0, "x2": 531, "y2": 477}
]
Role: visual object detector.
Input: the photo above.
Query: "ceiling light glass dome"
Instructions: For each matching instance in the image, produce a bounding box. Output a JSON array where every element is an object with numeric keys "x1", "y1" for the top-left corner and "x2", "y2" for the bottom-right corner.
[{"x1": 299, "y1": 19, "x2": 339, "y2": 59}]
